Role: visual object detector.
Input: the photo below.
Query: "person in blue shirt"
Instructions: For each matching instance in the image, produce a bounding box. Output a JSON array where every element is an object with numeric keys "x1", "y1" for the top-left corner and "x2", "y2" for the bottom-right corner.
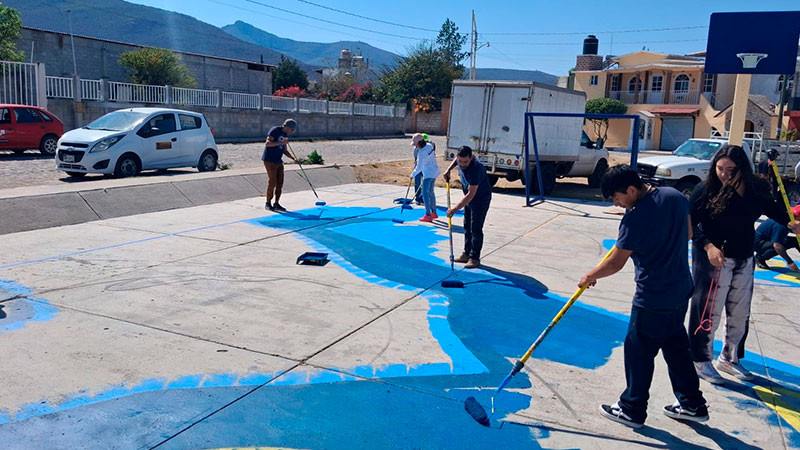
[
  {"x1": 579, "y1": 165, "x2": 708, "y2": 429},
  {"x1": 753, "y1": 208, "x2": 800, "y2": 272},
  {"x1": 443, "y1": 146, "x2": 492, "y2": 269},
  {"x1": 261, "y1": 119, "x2": 298, "y2": 211}
]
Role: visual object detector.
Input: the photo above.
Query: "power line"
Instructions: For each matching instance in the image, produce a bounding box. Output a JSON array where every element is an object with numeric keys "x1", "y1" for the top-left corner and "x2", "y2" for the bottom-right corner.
[
  {"x1": 485, "y1": 38, "x2": 707, "y2": 46},
  {"x1": 480, "y1": 25, "x2": 709, "y2": 36},
  {"x1": 293, "y1": 0, "x2": 439, "y2": 33},
  {"x1": 240, "y1": 0, "x2": 424, "y2": 41}
]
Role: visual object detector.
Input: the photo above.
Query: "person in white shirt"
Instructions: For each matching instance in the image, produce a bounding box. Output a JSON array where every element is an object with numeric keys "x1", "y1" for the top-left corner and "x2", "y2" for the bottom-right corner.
[{"x1": 410, "y1": 133, "x2": 440, "y2": 222}]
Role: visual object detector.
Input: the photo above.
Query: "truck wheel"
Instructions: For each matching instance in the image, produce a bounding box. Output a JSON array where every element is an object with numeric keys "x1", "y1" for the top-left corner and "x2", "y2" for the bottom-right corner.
[
  {"x1": 587, "y1": 159, "x2": 608, "y2": 188},
  {"x1": 527, "y1": 163, "x2": 557, "y2": 195},
  {"x1": 488, "y1": 174, "x2": 499, "y2": 187},
  {"x1": 675, "y1": 180, "x2": 698, "y2": 199}
]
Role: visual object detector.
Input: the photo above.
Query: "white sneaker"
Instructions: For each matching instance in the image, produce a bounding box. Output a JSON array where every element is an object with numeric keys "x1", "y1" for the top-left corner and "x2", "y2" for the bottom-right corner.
[
  {"x1": 716, "y1": 357, "x2": 755, "y2": 381},
  {"x1": 695, "y1": 361, "x2": 725, "y2": 385}
]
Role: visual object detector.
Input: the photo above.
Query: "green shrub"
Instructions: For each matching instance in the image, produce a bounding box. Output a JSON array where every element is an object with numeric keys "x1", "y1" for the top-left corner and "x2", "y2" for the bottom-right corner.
[{"x1": 307, "y1": 149, "x2": 324, "y2": 164}]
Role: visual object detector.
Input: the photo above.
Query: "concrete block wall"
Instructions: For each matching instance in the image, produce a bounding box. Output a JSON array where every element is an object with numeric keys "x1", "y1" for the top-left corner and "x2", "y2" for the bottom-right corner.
[{"x1": 46, "y1": 99, "x2": 405, "y2": 141}]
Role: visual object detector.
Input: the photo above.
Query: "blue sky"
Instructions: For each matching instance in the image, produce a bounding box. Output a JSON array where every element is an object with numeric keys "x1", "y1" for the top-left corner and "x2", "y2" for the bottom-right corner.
[{"x1": 128, "y1": 0, "x2": 797, "y2": 75}]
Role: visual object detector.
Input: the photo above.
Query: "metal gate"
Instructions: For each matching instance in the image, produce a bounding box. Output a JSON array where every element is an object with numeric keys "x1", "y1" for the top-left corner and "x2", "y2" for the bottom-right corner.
[{"x1": 0, "y1": 60, "x2": 41, "y2": 106}]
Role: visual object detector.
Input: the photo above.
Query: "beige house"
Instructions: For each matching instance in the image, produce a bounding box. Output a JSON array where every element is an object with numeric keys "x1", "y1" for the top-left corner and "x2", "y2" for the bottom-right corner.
[{"x1": 571, "y1": 39, "x2": 784, "y2": 150}]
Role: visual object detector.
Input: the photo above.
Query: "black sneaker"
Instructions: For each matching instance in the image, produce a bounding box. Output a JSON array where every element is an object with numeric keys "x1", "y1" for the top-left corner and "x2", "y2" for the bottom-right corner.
[
  {"x1": 755, "y1": 257, "x2": 770, "y2": 270},
  {"x1": 663, "y1": 401, "x2": 709, "y2": 423},
  {"x1": 599, "y1": 403, "x2": 644, "y2": 429},
  {"x1": 273, "y1": 203, "x2": 287, "y2": 212},
  {"x1": 265, "y1": 201, "x2": 274, "y2": 211}
]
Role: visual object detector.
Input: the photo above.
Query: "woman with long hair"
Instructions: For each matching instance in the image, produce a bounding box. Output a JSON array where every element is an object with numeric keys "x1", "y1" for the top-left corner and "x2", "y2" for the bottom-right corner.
[{"x1": 688, "y1": 145, "x2": 798, "y2": 384}]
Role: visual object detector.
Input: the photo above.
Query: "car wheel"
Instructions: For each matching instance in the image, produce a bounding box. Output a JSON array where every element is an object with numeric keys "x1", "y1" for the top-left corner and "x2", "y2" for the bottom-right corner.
[
  {"x1": 39, "y1": 135, "x2": 58, "y2": 156},
  {"x1": 198, "y1": 150, "x2": 217, "y2": 172},
  {"x1": 114, "y1": 153, "x2": 141, "y2": 178},
  {"x1": 675, "y1": 180, "x2": 698, "y2": 199},
  {"x1": 65, "y1": 171, "x2": 87, "y2": 178},
  {"x1": 527, "y1": 162, "x2": 557, "y2": 195},
  {"x1": 587, "y1": 159, "x2": 608, "y2": 188}
]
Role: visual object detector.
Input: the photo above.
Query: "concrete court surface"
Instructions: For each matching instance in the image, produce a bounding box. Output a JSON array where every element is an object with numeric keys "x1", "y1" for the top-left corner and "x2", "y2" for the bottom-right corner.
[{"x1": 0, "y1": 183, "x2": 799, "y2": 449}]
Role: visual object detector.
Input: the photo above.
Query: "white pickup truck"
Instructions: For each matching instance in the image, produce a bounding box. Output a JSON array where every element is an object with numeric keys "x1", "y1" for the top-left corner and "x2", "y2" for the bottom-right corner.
[{"x1": 635, "y1": 138, "x2": 751, "y2": 198}]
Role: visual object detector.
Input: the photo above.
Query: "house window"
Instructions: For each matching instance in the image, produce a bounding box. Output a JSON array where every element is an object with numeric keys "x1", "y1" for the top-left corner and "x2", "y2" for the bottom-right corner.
[
  {"x1": 589, "y1": 75, "x2": 598, "y2": 86},
  {"x1": 651, "y1": 75, "x2": 663, "y2": 92},
  {"x1": 778, "y1": 74, "x2": 794, "y2": 94},
  {"x1": 674, "y1": 74, "x2": 690, "y2": 92},
  {"x1": 628, "y1": 77, "x2": 642, "y2": 93},
  {"x1": 610, "y1": 74, "x2": 621, "y2": 91},
  {"x1": 702, "y1": 73, "x2": 714, "y2": 93}
]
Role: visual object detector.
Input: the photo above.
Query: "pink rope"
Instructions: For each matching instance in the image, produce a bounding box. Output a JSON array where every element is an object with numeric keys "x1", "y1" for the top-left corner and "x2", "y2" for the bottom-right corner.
[{"x1": 694, "y1": 266, "x2": 721, "y2": 335}]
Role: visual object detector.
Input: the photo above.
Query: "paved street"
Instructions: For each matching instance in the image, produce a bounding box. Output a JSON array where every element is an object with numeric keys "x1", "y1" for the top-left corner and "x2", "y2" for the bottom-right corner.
[
  {"x1": 1, "y1": 183, "x2": 799, "y2": 449},
  {"x1": 0, "y1": 135, "x2": 445, "y2": 190}
]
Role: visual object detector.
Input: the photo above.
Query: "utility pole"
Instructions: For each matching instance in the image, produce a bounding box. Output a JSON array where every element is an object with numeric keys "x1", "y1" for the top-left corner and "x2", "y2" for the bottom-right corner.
[
  {"x1": 469, "y1": 11, "x2": 477, "y2": 80},
  {"x1": 67, "y1": 9, "x2": 78, "y2": 75}
]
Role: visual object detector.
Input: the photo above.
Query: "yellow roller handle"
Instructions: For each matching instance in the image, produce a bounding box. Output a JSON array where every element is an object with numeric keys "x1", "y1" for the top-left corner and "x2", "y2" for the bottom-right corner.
[{"x1": 770, "y1": 160, "x2": 800, "y2": 249}]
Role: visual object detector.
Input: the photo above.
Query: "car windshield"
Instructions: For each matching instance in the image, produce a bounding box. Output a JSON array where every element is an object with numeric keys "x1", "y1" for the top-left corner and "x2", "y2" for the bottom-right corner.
[
  {"x1": 84, "y1": 111, "x2": 148, "y2": 131},
  {"x1": 673, "y1": 140, "x2": 722, "y2": 160}
]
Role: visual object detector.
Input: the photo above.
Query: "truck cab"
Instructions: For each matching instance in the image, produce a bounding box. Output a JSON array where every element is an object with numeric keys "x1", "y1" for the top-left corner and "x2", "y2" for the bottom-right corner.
[{"x1": 636, "y1": 138, "x2": 751, "y2": 198}]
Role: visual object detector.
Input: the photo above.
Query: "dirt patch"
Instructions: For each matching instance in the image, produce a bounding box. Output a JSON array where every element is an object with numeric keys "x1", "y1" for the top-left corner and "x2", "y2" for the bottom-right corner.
[{"x1": 352, "y1": 158, "x2": 609, "y2": 202}]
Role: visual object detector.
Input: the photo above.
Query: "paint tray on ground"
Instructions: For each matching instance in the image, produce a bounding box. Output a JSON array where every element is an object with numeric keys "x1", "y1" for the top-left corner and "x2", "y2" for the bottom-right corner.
[
  {"x1": 393, "y1": 198, "x2": 413, "y2": 204},
  {"x1": 296, "y1": 252, "x2": 329, "y2": 265}
]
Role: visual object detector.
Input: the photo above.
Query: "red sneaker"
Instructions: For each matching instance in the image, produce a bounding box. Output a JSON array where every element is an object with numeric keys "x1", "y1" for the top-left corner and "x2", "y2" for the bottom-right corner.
[
  {"x1": 419, "y1": 214, "x2": 433, "y2": 223},
  {"x1": 430, "y1": 212, "x2": 439, "y2": 219}
]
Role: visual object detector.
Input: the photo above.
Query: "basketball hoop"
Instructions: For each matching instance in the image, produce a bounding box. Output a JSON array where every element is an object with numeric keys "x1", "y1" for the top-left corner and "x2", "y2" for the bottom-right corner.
[{"x1": 736, "y1": 53, "x2": 768, "y2": 69}]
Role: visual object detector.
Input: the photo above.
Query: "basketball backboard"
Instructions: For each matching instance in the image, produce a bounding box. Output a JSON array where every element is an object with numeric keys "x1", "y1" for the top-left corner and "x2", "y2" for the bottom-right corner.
[{"x1": 705, "y1": 11, "x2": 800, "y2": 74}]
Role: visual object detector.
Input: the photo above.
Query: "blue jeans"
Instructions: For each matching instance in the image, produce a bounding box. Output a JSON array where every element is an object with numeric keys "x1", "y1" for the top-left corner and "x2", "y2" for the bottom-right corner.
[
  {"x1": 414, "y1": 173, "x2": 423, "y2": 203},
  {"x1": 422, "y1": 178, "x2": 436, "y2": 216}
]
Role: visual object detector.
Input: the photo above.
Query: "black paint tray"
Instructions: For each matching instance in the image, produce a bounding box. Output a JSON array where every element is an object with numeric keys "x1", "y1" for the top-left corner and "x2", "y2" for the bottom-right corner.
[{"x1": 296, "y1": 252, "x2": 329, "y2": 265}]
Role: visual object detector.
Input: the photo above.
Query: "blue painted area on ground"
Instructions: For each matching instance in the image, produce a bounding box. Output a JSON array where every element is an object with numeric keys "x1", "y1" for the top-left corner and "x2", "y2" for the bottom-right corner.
[
  {"x1": 0, "y1": 279, "x2": 58, "y2": 335},
  {"x1": 3, "y1": 206, "x2": 799, "y2": 448}
]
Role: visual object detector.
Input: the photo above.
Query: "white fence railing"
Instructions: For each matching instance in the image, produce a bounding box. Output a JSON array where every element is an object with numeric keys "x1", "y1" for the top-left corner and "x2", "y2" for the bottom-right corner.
[
  {"x1": 223, "y1": 92, "x2": 260, "y2": 109},
  {"x1": 39, "y1": 72, "x2": 405, "y2": 118},
  {"x1": 173, "y1": 87, "x2": 218, "y2": 107},
  {"x1": 328, "y1": 101, "x2": 352, "y2": 115},
  {"x1": 299, "y1": 98, "x2": 326, "y2": 113},
  {"x1": 46, "y1": 76, "x2": 73, "y2": 99},
  {"x1": 262, "y1": 95, "x2": 295, "y2": 112},
  {"x1": 354, "y1": 103, "x2": 375, "y2": 116},
  {"x1": 81, "y1": 79, "x2": 103, "y2": 100},
  {"x1": 1, "y1": 60, "x2": 40, "y2": 106},
  {"x1": 109, "y1": 81, "x2": 166, "y2": 104}
]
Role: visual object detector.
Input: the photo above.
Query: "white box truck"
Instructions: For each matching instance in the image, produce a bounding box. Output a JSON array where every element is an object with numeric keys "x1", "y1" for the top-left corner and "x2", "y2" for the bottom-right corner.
[{"x1": 446, "y1": 80, "x2": 606, "y2": 194}]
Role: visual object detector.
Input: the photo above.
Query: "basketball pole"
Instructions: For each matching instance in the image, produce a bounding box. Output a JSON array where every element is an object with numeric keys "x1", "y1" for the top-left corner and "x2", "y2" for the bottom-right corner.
[{"x1": 728, "y1": 73, "x2": 752, "y2": 147}]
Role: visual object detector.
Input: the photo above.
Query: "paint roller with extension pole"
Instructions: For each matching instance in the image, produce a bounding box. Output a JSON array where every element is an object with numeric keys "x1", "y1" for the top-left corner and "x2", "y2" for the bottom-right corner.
[
  {"x1": 392, "y1": 183, "x2": 422, "y2": 224},
  {"x1": 441, "y1": 181, "x2": 464, "y2": 288},
  {"x1": 464, "y1": 246, "x2": 616, "y2": 426},
  {"x1": 770, "y1": 159, "x2": 800, "y2": 250},
  {"x1": 286, "y1": 141, "x2": 326, "y2": 206}
]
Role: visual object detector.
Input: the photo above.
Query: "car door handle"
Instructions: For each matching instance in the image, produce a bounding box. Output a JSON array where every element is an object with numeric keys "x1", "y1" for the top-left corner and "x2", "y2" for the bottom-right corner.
[{"x1": 171, "y1": 138, "x2": 177, "y2": 142}]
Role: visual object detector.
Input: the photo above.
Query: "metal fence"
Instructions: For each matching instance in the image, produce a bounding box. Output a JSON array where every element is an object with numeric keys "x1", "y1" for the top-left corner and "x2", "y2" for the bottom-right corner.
[
  {"x1": 38, "y1": 72, "x2": 407, "y2": 118},
  {"x1": 173, "y1": 87, "x2": 218, "y2": 107},
  {"x1": 1, "y1": 60, "x2": 40, "y2": 106},
  {"x1": 222, "y1": 92, "x2": 260, "y2": 109},
  {"x1": 109, "y1": 81, "x2": 167, "y2": 104},
  {"x1": 299, "y1": 97, "x2": 326, "y2": 113},
  {"x1": 262, "y1": 95, "x2": 295, "y2": 111},
  {"x1": 81, "y1": 79, "x2": 103, "y2": 101},
  {"x1": 328, "y1": 101, "x2": 352, "y2": 115},
  {"x1": 46, "y1": 76, "x2": 72, "y2": 99}
]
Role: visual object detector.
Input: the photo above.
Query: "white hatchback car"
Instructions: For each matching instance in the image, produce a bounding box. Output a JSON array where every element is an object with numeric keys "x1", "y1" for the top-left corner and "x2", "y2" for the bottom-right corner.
[{"x1": 55, "y1": 107, "x2": 218, "y2": 178}]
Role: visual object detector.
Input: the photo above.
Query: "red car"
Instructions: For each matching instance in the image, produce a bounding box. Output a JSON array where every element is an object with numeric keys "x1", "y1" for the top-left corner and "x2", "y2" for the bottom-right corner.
[{"x1": 0, "y1": 104, "x2": 64, "y2": 156}]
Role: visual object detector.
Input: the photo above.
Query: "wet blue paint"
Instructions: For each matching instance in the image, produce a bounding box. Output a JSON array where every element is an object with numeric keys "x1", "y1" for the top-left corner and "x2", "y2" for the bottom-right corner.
[{"x1": 0, "y1": 279, "x2": 58, "y2": 335}]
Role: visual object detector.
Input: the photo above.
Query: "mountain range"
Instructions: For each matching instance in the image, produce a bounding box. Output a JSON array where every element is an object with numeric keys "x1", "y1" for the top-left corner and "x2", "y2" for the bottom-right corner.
[{"x1": 6, "y1": 0, "x2": 557, "y2": 84}]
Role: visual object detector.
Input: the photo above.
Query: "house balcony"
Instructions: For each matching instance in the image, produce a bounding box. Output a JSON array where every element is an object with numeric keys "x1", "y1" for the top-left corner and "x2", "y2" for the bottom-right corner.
[{"x1": 608, "y1": 90, "x2": 702, "y2": 105}]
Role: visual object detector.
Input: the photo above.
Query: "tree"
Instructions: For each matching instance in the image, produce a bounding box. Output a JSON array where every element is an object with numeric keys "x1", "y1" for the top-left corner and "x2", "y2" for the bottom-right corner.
[
  {"x1": 273, "y1": 56, "x2": 309, "y2": 91},
  {"x1": 0, "y1": 2, "x2": 24, "y2": 61},
  {"x1": 377, "y1": 41, "x2": 462, "y2": 107},
  {"x1": 436, "y1": 18, "x2": 467, "y2": 69},
  {"x1": 119, "y1": 47, "x2": 197, "y2": 87},
  {"x1": 585, "y1": 98, "x2": 628, "y2": 143}
]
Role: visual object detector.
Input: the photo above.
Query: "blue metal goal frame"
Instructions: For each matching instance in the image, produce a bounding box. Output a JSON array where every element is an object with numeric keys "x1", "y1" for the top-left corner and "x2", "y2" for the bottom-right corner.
[{"x1": 524, "y1": 112, "x2": 642, "y2": 206}]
